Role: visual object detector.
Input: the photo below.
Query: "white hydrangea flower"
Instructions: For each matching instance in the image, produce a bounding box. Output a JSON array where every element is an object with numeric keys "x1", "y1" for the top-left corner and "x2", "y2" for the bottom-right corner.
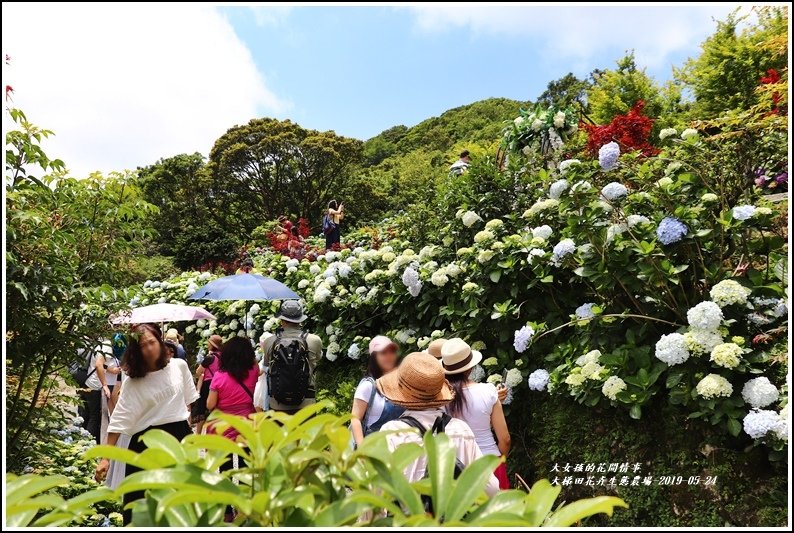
[
  {"x1": 580, "y1": 361, "x2": 604, "y2": 380},
  {"x1": 701, "y1": 193, "x2": 719, "y2": 203},
  {"x1": 285, "y1": 259, "x2": 299, "y2": 269},
  {"x1": 196, "y1": 319, "x2": 207, "y2": 328},
  {"x1": 732, "y1": 205, "x2": 757, "y2": 221},
  {"x1": 776, "y1": 404, "x2": 789, "y2": 441},
  {"x1": 531, "y1": 225, "x2": 553, "y2": 240},
  {"x1": 606, "y1": 223, "x2": 627, "y2": 244},
  {"x1": 743, "y1": 409, "x2": 785, "y2": 439},
  {"x1": 504, "y1": 368, "x2": 523, "y2": 388},
  {"x1": 655, "y1": 333, "x2": 690, "y2": 365},
  {"x1": 527, "y1": 369, "x2": 550, "y2": 391},
  {"x1": 347, "y1": 343, "x2": 361, "y2": 360},
  {"x1": 477, "y1": 250, "x2": 495, "y2": 263},
  {"x1": 553, "y1": 110, "x2": 566, "y2": 128},
  {"x1": 683, "y1": 329, "x2": 723, "y2": 356},
  {"x1": 565, "y1": 372, "x2": 585, "y2": 387},
  {"x1": 549, "y1": 179, "x2": 569, "y2": 199},
  {"x1": 575, "y1": 349, "x2": 601, "y2": 366},
  {"x1": 298, "y1": 279, "x2": 310, "y2": 289},
  {"x1": 558, "y1": 160, "x2": 580, "y2": 175},
  {"x1": 570, "y1": 180, "x2": 592, "y2": 194},
  {"x1": 485, "y1": 219, "x2": 504, "y2": 231},
  {"x1": 681, "y1": 128, "x2": 699, "y2": 140},
  {"x1": 309, "y1": 264, "x2": 321, "y2": 275},
  {"x1": 602, "y1": 376, "x2": 627, "y2": 400},
  {"x1": 407, "y1": 283, "x2": 422, "y2": 297},
  {"x1": 601, "y1": 182, "x2": 628, "y2": 201},
  {"x1": 686, "y1": 301, "x2": 723, "y2": 331},
  {"x1": 741, "y1": 377, "x2": 780, "y2": 409},
  {"x1": 461, "y1": 211, "x2": 482, "y2": 228},
  {"x1": 314, "y1": 285, "x2": 332, "y2": 303},
  {"x1": 431, "y1": 271, "x2": 449, "y2": 287},
  {"x1": 528, "y1": 248, "x2": 545, "y2": 260},
  {"x1": 523, "y1": 198, "x2": 560, "y2": 218},
  {"x1": 710, "y1": 280, "x2": 751, "y2": 307},
  {"x1": 709, "y1": 342, "x2": 743, "y2": 369},
  {"x1": 462, "y1": 282, "x2": 479, "y2": 292},
  {"x1": 659, "y1": 127, "x2": 677, "y2": 140},
  {"x1": 551, "y1": 238, "x2": 576, "y2": 265},
  {"x1": 486, "y1": 374, "x2": 503, "y2": 385},
  {"x1": 474, "y1": 230, "x2": 495, "y2": 244},
  {"x1": 514, "y1": 116, "x2": 525, "y2": 126},
  {"x1": 695, "y1": 374, "x2": 733, "y2": 399},
  {"x1": 531, "y1": 118, "x2": 543, "y2": 131},
  {"x1": 445, "y1": 263, "x2": 462, "y2": 277},
  {"x1": 627, "y1": 214, "x2": 651, "y2": 227}
]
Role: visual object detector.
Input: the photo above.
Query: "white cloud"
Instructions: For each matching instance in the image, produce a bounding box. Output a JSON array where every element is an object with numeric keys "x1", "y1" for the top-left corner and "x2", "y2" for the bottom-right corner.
[
  {"x1": 407, "y1": 5, "x2": 745, "y2": 69},
  {"x1": 250, "y1": 5, "x2": 293, "y2": 27},
  {"x1": 2, "y1": 4, "x2": 288, "y2": 176}
]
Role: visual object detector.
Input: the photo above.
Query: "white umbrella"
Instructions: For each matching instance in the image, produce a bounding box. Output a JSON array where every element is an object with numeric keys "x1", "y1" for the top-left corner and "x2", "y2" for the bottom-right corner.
[{"x1": 111, "y1": 303, "x2": 216, "y2": 325}]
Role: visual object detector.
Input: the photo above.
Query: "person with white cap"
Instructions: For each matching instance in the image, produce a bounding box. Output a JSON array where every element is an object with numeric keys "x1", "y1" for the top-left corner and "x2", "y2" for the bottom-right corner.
[
  {"x1": 262, "y1": 300, "x2": 323, "y2": 414},
  {"x1": 425, "y1": 338, "x2": 509, "y2": 404},
  {"x1": 377, "y1": 352, "x2": 499, "y2": 497},
  {"x1": 349, "y1": 335, "x2": 405, "y2": 447},
  {"x1": 441, "y1": 338, "x2": 511, "y2": 489}
]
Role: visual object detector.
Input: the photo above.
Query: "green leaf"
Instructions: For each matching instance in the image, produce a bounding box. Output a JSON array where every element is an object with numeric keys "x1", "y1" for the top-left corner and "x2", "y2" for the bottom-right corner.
[
  {"x1": 424, "y1": 432, "x2": 456, "y2": 518},
  {"x1": 629, "y1": 405, "x2": 642, "y2": 419},
  {"x1": 543, "y1": 496, "x2": 628, "y2": 526},
  {"x1": 490, "y1": 270, "x2": 502, "y2": 282},
  {"x1": 443, "y1": 454, "x2": 501, "y2": 522},
  {"x1": 5, "y1": 474, "x2": 68, "y2": 507},
  {"x1": 726, "y1": 418, "x2": 742, "y2": 437},
  {"x1": 523, "y1": 479, "x2": 561, "y2": 525}
]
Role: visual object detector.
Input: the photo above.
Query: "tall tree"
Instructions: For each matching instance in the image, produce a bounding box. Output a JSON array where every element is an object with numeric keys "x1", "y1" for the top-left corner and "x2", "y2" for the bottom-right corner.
[
  {"x1": 207, "y1": 118, "x2": 363, "y2": 232},
  {"x1": 537, "y1": 73, "x2": 591, "y2": 111},
  {"x1": 587, "y1": 52, "x2": 664, "y2": 124},
  {"x1": 137, "y1": 152, "x2": 208, "y2": 255},
  {"x1": 677, "y1": 7, "x2": 788, "y2": 119}
]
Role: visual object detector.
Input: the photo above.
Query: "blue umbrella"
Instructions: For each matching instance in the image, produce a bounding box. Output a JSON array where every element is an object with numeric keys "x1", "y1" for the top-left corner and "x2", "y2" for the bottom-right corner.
[{"x1": 188, "y1": 273, "x2": 299, "y2": 301}]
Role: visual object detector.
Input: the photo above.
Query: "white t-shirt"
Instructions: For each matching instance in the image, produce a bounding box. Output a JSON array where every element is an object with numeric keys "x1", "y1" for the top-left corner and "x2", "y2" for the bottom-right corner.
[
  {"x1": 353, "y1": 378, "x2": 386, "y2": 428},
  {"x1": 107, "y1": 358, "x2": 199, "y2": 436},
  {"x1": 448, "y1": 382, "x2": 500, "y2": 456},
  {"x1": 85, "y1": 342, "x2": 120, "y2": 390}
]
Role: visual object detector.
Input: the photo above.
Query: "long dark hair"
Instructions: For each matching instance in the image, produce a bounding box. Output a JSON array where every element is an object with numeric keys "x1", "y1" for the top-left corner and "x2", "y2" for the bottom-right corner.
[
  {"x1": 446, "y1": 369, "x2": 471, "y2": 418},
  {"x1": 124, "y1": 323, "x2": 168, "y2": 379},
  {"x1": 219, "y1": 337, "x2": 256, "y2": 382},
  {"x1": 328, "y1": 199, "x2": 338, "y2": 210}
]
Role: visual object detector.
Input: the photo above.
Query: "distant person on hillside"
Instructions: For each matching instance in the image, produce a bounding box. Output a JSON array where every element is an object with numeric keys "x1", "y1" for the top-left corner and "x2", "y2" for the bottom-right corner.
[
  {"x1": 262, "y1": 301, "x2": 323, "y2": 414},
  {"x1": 449, "y1": 150, "x2": 471, "y2": 176},
  {"x1": 237, "y1": 258, "x2": 254, "y2": 274},
  {"x1": 288, "y1": 226, "x2": 305, "y2": 259},
  {"x1": 164, "y1": 328, "x2": 187, "y2": 360},
  {"x1": 324, "y1": 199, "x2": 344, "y2": 249}
]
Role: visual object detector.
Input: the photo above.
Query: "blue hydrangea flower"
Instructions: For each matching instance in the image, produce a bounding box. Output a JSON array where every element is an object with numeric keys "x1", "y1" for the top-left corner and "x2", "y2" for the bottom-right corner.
[
  {"x1": 656, "y1": 217, "x2": 688, "y2": 245},
  {"x1": 527, "y1": 369, "x2": 550, "y2": 391},
  {"x1": 598, "y1": 141, "x2": 620, "y2": 171},
  {"x1": 575, "y1": 303, "x2": 596, "y2": 320}
]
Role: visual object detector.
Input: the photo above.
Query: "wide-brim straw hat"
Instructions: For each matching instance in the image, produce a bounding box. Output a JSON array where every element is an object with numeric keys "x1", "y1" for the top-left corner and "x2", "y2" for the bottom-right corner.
[
  {"x1": 377, "y1": 352, "x2": 454, "y2": 409},
  {"x1": 424, "y1": 338, "x2": 447, "y2": 359},
  {"x1": 440, "y1": 337, "x2": 482, "y2": 375}
]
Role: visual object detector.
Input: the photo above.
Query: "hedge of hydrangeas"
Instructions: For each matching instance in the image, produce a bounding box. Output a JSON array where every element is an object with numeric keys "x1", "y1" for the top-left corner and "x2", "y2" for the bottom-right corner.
[{"x1": 124, "y1": 134, "x2": 788, "y2": 451}]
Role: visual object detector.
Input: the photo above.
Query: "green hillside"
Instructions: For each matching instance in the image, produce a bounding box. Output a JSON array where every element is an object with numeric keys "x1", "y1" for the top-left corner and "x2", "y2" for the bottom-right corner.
[{"x1": 349, "y1": 97, "x2": 528, "y2": 219}]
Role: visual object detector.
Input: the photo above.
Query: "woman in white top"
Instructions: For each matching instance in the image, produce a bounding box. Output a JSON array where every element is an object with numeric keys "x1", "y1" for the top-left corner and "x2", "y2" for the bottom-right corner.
[
  {"x1": 350, "y1": 335, "x2": 405, "y2": 447},
  {"x1": 441, "y1": 338, "x2": 511, "y2": 489},
  {"x1": 94, "y1": 323, "x2": 199, "y2": 524}
]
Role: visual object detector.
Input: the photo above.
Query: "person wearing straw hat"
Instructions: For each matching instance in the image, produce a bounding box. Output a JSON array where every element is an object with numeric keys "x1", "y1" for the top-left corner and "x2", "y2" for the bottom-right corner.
[
  {"x1": 164, "y1": 328, "x2": 187, "y2": 360},
  {"x1": 441, "y1": 338, "x2": 512, "y2": 489},
  {"x1": 378, "y1": 352, "x2": 499, "y2": 496},
  {"x1": 425, "y1": 337, "x2": 509, "y2": 404}
]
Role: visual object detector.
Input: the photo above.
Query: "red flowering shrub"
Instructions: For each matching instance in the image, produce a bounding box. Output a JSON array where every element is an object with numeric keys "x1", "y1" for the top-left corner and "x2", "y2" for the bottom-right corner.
[
  {"x1": 759, "y1": 68, "x2": 783, "y2": 115},
  {"x1": 584, "y1": 100, "x2": 658, "y2": 157}
]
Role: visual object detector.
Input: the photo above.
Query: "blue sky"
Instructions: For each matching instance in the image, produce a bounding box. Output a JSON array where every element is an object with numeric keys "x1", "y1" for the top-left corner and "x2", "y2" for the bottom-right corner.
[
  {"x1": 225, "y1": 4, "x2": 742, "y2": 140},
  {"x1": 3, "y1": 4, "x2": 743, "y2": 175}
]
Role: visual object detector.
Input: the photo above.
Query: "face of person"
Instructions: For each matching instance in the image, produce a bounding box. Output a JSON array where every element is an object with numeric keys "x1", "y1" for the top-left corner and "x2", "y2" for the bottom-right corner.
[
  {"x1": 138, "y1": 330, "x2": 162, "y2": 368},
  {"x1": 463, "y1": 155, "x2": 471, "y2": 162},
  {"x1": 165, "y1": 346, "x2": 175, "y2": 360},
  {"x1": 375, "y1": 346, "x2": 398, "y2": 373}
]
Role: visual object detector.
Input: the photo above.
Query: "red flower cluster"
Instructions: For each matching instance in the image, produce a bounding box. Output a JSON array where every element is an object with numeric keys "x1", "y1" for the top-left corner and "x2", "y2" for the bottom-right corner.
[
  {"x1": 759, "y1": 68, "x2": 783, "y2": 115},
  {"x1": 584, "y1": 100, "x2": 658, "y2": 157}
]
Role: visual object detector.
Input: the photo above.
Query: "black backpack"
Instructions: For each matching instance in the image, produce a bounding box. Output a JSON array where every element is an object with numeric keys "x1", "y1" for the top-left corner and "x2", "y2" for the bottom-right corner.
[
  {"x1": 399, "y1": 413, "x2": 465, "y2": 515},
  {"x1": 268, "y1": 331, "x2": 312, "y2": 406},
  {"x1": 69, "y1": 349, "x2": 97, "y2": 388}
]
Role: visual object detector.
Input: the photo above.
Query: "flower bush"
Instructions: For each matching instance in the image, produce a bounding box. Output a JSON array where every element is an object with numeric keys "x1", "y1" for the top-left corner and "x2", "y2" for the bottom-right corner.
[{"x1": 122, "y1": 123, "x2": 788, "y2": 450}]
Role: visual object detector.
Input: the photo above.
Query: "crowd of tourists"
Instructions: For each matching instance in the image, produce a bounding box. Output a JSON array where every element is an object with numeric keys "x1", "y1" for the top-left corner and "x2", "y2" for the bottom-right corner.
[{"x1": 87, "y1": 298, "x2": 511, "y2": 523}]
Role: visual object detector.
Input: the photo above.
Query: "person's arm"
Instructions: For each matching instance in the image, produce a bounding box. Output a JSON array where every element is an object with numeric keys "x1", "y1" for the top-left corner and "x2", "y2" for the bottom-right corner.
[
  {"x1": 328, "y1": 207, "x2": 343, "y2": 216},
  {"x1": 491, "y1": 400, "x2": 511, "y2": 456},
  {"x1": 195, "y1": 364, "x2": 205, "y2": 392},
  {"x1": 95, "y1": 355, "x2": 111, "y2": 400},
  {"x1": 350, "y1": 398, "x2": 368, "y2": 446},
  {"x1": 206, "y1": 389, "x2": 219, "y2": 411},
  {"x1": 108, "y1": 381, "x2": 122, "y2": 415},
  {"x1": 94, "y1": 431, "x2": 121, "y2": 481},
  {"x1": 497, "y1": 384, "x2": 508, "y2": 403}
]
